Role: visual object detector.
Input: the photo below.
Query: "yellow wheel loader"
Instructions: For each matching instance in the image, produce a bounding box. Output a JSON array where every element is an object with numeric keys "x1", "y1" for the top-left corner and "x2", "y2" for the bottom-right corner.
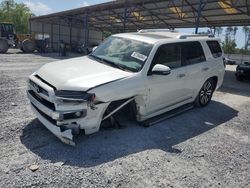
[{"x1": 0, "y1": 22, "x2": 36, "y2": 53}]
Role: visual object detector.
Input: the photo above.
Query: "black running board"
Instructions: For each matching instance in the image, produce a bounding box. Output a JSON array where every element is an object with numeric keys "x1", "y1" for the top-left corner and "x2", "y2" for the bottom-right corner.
[{"x1": 139, "y1": 103, "x2": 194, "y2": 127}]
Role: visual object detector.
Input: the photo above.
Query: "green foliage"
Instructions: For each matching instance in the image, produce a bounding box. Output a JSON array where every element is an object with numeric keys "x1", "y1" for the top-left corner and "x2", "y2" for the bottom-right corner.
[
  {"x1": 0, "y1": 0, "x2": 34, "y2": 34},
  {"x1": 222, "y1": 39, "x2": 237, "y2": 54},
  {"x1": 222, "y1": 26, "x2": 250, "y2": 54},
  {"x1": 215, "y1": 27, "x2": 223, "y2": 37},
  {"x1": 237, "y1": 48, "x2": 250, "y2": 55},
  {"x1": 242, "y1": 26, "x2": 250, "y2": 50},
  {"x1": 103, "y1": 31, "x2": 112, "y2": 39}
]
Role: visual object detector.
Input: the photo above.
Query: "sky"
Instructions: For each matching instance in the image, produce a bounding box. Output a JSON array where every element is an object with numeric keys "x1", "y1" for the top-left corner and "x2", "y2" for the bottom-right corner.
[{"x1": 1, "y1": 0, "x2": 246, "y2": 48}]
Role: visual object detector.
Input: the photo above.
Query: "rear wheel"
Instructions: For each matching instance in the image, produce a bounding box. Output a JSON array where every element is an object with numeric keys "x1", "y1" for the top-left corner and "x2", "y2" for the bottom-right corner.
[
  {"x1": 0, "y1": 39, "x2": 9, "y2": 53},
  {"x1": 195, "y1": 79, "x2": 214, "y2": 107},
  {"x1": 21, "y1": 39, "x2": 35, "y2": 53}
]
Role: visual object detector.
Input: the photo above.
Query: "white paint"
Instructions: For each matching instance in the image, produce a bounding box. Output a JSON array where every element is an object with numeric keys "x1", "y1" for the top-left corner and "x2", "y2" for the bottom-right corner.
[{"x1": 27, "y1": 30, "x2": 225, "y2": 145}]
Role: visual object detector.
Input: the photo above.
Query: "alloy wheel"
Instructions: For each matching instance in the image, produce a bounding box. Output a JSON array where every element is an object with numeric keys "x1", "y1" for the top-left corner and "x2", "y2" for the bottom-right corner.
[{"x1": 200, "y1": 80, "x2": 213, "y2": 105}]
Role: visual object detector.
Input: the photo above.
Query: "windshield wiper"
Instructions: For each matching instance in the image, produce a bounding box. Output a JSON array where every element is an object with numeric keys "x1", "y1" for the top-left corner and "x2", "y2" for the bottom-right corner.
[
  {"x1": 89, "y1": 54, "x2": 134, "y2": 72},
  {"x1": 88, "y1": 54, "x2": 106, "y2": 64}
]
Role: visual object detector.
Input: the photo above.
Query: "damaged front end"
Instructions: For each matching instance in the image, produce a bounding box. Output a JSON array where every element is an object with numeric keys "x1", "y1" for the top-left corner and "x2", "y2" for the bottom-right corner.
[{"x1": 27, "y1": 74, "x2": 108, "y2": 146}]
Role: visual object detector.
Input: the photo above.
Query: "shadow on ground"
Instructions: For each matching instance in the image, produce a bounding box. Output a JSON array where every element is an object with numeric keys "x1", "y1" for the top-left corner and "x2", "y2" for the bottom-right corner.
[{"x1": 20, "y1": 101, "x2": 238, "y2": 167}]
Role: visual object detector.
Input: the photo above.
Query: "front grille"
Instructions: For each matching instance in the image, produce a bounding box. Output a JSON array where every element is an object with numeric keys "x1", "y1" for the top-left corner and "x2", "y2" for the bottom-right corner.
[
  {"x1": 35, "y1": 75, "x2": 57, "y2": 90},
  {"x1": 29, "y1": 79, "x2": 49, "y2": 96},
  {"x1": 32, "y1": 103, "x2": 57, "y2": 125},
  {"x1": 28, "y1": 90, "x2": 55, "y2": 111}
]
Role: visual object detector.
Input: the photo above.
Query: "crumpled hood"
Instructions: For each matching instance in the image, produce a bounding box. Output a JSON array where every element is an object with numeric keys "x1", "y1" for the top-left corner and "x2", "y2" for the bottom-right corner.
[{"x1": 36, "y1": 56, "x2": 132, "y2": 91}]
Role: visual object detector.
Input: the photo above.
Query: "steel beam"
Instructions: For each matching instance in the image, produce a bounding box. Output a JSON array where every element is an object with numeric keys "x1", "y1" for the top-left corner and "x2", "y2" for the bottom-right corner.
[
  {"x1": 70, "y1": 23, "x2": 72, "y2": 52},
  {"x1": 84, "y1": 14, "x2": 89, "y2": 47},
  {"x1": 59, "y1": 24, "x2": 61, "y2": 42},
  {"x1": 123, "y1": 7, "x2": 128, "y2": 32},
  {"x1": 195, "y1": 0, "x2": 207, "y2": 34},
  {"x1": 42, "y1": 23, "x2": 44, "y2": 39},
  {"x1": 51, "y1": 23, "x2": 53, "y2": 51}
]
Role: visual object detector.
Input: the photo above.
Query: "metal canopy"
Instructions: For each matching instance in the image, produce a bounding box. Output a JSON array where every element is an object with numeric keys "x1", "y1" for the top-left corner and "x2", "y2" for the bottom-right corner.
[{"x1": 30, "y1": 0, "x2": 250, "y2": 32}]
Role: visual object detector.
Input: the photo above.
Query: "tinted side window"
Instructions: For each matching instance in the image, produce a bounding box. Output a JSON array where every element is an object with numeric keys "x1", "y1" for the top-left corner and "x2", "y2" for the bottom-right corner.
[
  {"x1": 153, "y1": 44, "x2": 181, "y2": 69},
  {"x1": 206, "y1": 40, "x2": 222, "y2": 58},
  {"x1": 182, "y1": 42, "x2": 206, "y2": 65}
]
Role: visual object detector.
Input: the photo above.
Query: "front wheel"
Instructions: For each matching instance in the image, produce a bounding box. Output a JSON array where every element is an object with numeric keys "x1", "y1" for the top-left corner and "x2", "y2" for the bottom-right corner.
[
  {"x1": 0, "y1": 39, "x2": 9, "y2": 53},
  {"x1": 195, "y1": 79, "x2": 214, "y2": 107}
]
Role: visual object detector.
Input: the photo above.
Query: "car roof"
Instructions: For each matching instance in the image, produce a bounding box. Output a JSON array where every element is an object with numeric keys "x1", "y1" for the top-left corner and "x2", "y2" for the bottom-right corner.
[{"x1": 113, "y1": 30, "x2": 219, "y2": 44}]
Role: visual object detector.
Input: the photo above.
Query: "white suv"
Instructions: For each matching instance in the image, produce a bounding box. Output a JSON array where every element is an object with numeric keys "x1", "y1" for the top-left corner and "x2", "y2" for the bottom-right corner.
[{"x1": 27, "y1": 29, "x2": 225, "y2": 145}]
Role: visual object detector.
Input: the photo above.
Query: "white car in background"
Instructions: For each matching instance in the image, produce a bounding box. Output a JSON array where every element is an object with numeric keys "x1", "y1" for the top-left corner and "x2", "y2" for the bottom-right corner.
[{"x1": 27, "y1": 29, "x2": 225, "y2": 145}]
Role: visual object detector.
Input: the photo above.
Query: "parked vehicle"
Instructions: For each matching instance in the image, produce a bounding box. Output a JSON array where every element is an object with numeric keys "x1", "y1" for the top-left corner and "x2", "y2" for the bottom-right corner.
[
  {"x1": 27, "y1": 29, "x2": 225, "y2": 145},
  {"x1": 235, "y1": 61, "x2": 250, "y2": 81},
  {"x1": 0, "y1": 22, "x2": 49, "y2": 53},
  {"x1": 224, "y1": 57, "x2": 236, "y2": 65}
]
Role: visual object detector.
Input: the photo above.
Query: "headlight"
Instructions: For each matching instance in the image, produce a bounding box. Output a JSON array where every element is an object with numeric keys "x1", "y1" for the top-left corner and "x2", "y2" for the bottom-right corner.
[
  {"x1": 55, "y1": 90, "x2": 95, "y2": 102},
  {"x1": 237, "y1": 69, "x2": 244, "y2": 73}
]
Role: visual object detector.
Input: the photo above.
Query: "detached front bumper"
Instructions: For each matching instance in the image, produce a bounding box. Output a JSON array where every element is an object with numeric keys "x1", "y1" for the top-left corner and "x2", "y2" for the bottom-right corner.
[
  {"x1": 27, "y1": 74, "x2": 110, "y2": 145},
  {"x1": 30, "y1": 104, "x2": 75, "y2": 146},
  {"x1": 27, "y1": 74, "x2": 90, "y2": 146},
  {"x1": 27, "y1": 90, "x2": 84, "y2": 146}
]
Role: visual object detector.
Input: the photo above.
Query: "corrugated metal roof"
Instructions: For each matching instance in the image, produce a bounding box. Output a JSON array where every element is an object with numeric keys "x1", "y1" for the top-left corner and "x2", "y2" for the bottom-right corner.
[{"x1": 30, "y1": 0, "x2": 250, "y2": 32}]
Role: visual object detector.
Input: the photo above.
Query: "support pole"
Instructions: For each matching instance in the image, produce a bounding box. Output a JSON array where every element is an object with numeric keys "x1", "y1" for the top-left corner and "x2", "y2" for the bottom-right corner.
[
  {"x1": 195, "y1": 0, "x2": 206, "y2": 34},
  {"x1": 59, "y1": 24, "x2": 61, "y2": 52},
  {"x1": 29, "y1": 19, "x2": 32, "y2": 34},
  {"x1": 70, "y1": 23, "x2": 72, "y2": 52},
  {"x1": 123, "y1": 7, "x2": 128, "y2": 32},
  {"x1": 51, "y1": 23, "x2": 53, "y2": 51},
  {"x1": 42, "y1": 23, "x2": 44, "y2": 40},
  {"x1": 84, "y1": 14, "x2": 89, "y2": 47},
  {"x1": 59, "y1": 24, "x2": 61, "y2": 42}
]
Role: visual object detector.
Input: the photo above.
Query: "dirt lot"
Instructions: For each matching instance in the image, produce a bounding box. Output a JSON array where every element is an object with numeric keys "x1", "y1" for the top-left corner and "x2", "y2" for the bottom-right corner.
[{"x1": 0, "y1": 49, "x2": 249, "y2": 188}]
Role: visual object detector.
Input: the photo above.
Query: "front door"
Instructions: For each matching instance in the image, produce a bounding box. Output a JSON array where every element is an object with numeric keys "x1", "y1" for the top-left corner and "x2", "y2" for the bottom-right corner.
[{"x1": 145, "y1": 43, "x2": 192, "y2": 115}]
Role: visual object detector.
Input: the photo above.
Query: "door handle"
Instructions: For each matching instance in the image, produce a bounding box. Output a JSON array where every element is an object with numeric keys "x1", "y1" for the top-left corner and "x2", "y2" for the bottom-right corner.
[
  {"x1": 177, "y1": 73, "x2": 186, "y2": 78},
  {"x1": 202, "y1": 67, "x2": 209, "y2": 71}
]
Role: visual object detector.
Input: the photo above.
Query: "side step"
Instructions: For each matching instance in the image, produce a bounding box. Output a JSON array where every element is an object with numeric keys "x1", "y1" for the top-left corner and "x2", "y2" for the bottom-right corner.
[{"x1": 140, "y1": 103, "x2": 194, "y2": 127}]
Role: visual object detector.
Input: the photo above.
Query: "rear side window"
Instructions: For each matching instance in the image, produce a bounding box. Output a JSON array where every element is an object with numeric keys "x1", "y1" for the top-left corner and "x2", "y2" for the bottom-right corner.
[
  {"x1": 206, "y1": 40, "x2": 222, "y2": 58},
  {"x1": 153, "y1": 43, "x2": 181, "y2": 69},
  {"x1": 181, "y1": 42, "x2": 206, "y2": 65}
]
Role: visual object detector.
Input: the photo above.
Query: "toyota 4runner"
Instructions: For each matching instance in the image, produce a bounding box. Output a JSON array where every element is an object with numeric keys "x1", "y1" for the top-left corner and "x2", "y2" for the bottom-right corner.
[{"x1": 27, "y1": 29, "x2": 225, "y2": 145}]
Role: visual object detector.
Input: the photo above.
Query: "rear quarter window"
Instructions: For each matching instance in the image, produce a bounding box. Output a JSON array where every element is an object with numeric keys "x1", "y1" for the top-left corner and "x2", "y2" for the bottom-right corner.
[{"x1": 206, "y1": 40, "x2": 222, "y2": 58}]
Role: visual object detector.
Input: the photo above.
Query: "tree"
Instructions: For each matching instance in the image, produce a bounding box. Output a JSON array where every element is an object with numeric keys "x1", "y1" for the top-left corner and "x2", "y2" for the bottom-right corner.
[
  {"x1": 215, "y1": 27, "x2": 223, "y2": 37},
  {"x1": 0, "y1": 0, "x2": 34, "y2": 34},
  {"x1": 232, "y1": 26, "x2": 238, "y2": 41},
  {"x1": 223, "y1": 26, "x2": 238, "y2": 54},
  {"x1": 242, "y1": 26, "x2": 250, "y2": 50},
  {"x1": 225, "y1": 26, "x2": 234, "y2": 41},
  {"x1": 222, "y1": 40, "x2": 237, "y2": 54}
]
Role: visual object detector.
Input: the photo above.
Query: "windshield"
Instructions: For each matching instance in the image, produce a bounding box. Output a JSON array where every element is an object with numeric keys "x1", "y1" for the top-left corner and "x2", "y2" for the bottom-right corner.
[
  {"x1": 91, "y1": 36, "x2": 153, "y2": 72},
  {"x1": 244, "y1": 62, "x2": 250, "y2": 66},
  {"x1": 1, "y1": 24, "x2": 14, "y2": 33}
]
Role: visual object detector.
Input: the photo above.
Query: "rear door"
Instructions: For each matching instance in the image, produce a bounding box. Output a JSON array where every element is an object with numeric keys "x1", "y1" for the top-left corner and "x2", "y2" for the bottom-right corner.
[{"x1": 180, "y1": 41, "x2": 207, "y2": 98}]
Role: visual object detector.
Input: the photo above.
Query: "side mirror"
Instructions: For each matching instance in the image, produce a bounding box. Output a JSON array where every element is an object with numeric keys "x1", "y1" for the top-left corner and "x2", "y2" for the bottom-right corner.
[
  {"x1": 151, "y1": 64, "x2": 171, "y2": 75},
  {"x1": 92, "y1": 46, "x2": 98, "y2": 52}
]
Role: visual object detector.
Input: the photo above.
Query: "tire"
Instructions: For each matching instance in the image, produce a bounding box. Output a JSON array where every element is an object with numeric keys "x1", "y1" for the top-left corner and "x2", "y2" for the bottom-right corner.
[
  {"x1": 195, "y1": 79, "x2": 214, "y2": 107},
  {"x1": 21, "y1": 39, "x2": 35, "y2": 53},
  {"x1": 0, "y1": 39, "x2": 9, "y2": 53}
]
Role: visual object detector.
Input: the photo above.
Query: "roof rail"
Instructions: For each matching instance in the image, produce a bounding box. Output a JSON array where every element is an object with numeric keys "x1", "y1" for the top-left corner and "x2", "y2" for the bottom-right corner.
[
  {"x1": 177, "y1": 34, "x2": 214, "y2": 39},
  {"x1": 138, "y1": 29, "x2": 177, "y2": 33}
]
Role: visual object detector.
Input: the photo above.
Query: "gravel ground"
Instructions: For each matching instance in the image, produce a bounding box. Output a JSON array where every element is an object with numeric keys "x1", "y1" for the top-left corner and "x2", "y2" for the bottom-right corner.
[{"x1": 0, "y1": 49, "x2": 249, "y2": 188}]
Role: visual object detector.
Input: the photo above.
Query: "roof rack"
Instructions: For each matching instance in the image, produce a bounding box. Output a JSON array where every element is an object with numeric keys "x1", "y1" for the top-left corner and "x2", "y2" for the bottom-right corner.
[
  {"x1": 177, "y1": 34, "x2": 214, "y2": 39},
  {"x1": 138, "y1": 29, "x2": 177, "y2": 33}
]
